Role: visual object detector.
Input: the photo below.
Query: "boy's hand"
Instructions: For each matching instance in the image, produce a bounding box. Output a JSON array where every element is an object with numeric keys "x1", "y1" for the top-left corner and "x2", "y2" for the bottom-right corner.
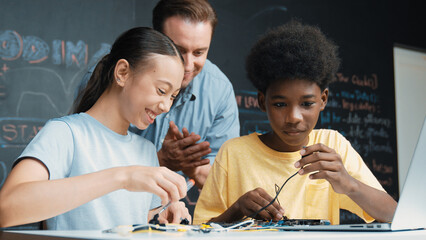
[
  {"x1": 294, "y1": 143, "x2": 357, "y2": 195},
  {"x1": 234, "y1": 187, "x2": 285, "y2": 221}
]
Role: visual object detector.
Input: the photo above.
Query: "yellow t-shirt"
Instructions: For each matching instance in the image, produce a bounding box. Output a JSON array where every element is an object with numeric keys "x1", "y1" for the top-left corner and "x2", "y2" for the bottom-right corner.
[{"x1": 193, "y1": 129, "x2": 385, "y2": 225}]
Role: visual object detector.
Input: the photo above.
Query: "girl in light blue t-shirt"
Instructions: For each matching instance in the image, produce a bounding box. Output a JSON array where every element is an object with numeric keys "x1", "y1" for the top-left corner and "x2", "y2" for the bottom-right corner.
[{"x1": 0, "y1": 27, "x2": 190, "y2": 230}]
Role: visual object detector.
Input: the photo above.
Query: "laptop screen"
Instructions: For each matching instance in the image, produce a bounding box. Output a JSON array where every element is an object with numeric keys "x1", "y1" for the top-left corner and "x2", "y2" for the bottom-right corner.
[{"x1": 391, "y1": 117, "x2": 426, "y2": 230}]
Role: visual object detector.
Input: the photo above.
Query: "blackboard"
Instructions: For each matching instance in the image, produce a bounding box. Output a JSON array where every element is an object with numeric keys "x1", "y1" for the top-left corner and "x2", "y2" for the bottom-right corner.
[
  {"x1": 0, "y1": 0, "x2": 139, "y2": 188},
  {"x1": 1, "y1": 0, "x2": 426, "y2": 227},
  {"x1": 211, "y1": 0, "x2": 399, "y2": 199}
]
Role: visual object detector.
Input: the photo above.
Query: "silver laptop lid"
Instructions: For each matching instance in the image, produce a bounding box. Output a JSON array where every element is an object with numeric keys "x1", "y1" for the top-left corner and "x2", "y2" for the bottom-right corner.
[{"x1": 391, "y1": 117, "x2": 426, "y2": 230}]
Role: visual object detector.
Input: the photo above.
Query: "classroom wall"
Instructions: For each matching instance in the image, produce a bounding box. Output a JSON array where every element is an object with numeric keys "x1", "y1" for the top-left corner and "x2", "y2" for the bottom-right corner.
[{"x1": 1, "y1": 0, "x2": 425, "y2": 227}]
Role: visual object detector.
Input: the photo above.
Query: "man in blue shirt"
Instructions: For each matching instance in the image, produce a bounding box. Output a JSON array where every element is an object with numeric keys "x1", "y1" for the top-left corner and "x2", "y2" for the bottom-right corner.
[
  {"x1": 79, "y1": 0, "x2": 239, "y2": 190},
  {"x1": 143, "y1": 0, "x2": 240, "y2": 189}
]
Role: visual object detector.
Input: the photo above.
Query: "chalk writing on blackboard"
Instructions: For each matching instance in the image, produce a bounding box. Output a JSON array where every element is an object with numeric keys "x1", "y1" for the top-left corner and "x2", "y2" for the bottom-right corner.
[
  {"x1": 1, "y1": 118, "x2": 44, "y2": 147},
  {"x1": 0, "y1": 29, "x2": 111, "y2": 189},
  {"x1": 235, "y1": 90, "x2": 270, "y2": 134},
  {"x1": 336, "y1": 73, "x2": 378, "y2": 90},
  {"x1": 322, "y1": 73, "x2": 395, "y2": 193},
  {"x1": 246, "y1": 6, "x2": 287, "y2": 23},
  {"x1": 0, "y1": 30, "x2": 110, "y2": 67}
]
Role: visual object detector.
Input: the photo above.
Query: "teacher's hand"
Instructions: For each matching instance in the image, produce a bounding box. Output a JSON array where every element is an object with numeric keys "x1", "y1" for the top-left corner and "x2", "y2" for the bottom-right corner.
[{"x1": 158, "y1": 121, "x2": 211, "y2": 171}]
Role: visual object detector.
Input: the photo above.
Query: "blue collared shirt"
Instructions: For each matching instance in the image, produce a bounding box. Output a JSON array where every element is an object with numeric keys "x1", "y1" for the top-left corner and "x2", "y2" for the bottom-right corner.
[{"x1": 135, "y1": 59, "x2": 240, "y2": 163}]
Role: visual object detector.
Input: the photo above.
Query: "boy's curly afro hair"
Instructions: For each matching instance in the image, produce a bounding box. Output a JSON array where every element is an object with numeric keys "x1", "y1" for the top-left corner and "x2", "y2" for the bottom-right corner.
[{"x1": 246, "y1": 21, "x2": 340, "y2": 93}]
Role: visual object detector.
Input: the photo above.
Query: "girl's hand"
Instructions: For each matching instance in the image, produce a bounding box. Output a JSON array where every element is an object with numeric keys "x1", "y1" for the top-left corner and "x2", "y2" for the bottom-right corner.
[
  {"x1": 295, "y1": 143, "x2": 357, "y2": 194},
  {"x1": 123, "y1": 166, "x2": 186, "y2": 205},
  {"x1": 158, "y1": 201, "x2": 191, "y2": 224}
]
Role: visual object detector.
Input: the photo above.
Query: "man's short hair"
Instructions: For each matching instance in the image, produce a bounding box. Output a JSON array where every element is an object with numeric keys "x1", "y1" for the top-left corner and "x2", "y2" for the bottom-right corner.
[{"x1": 153, "y1": 0, "x2": 218, "y2": 34}]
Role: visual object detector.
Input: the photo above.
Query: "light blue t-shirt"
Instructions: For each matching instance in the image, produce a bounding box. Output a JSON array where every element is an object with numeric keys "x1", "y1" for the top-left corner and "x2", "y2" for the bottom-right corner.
[
  {"x1": 134, "y1": 59, "x2": 240, "y2": 163},
  {"x1": 17, "y1": 113, "x2": 161, "y2": 230},
  {"x1": 80, "y1": 59, "x2": 240, "y2": 165}
]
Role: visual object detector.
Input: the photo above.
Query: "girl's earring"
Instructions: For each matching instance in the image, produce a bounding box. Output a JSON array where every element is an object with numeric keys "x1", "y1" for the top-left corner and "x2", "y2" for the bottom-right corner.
[{"x1": 116, "y1": 78, "x2": 121, "y2": 83}]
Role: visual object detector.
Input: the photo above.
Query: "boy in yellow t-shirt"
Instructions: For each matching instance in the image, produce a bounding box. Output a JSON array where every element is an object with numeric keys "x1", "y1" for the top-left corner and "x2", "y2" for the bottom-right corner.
[{"x1": 193, "y1": 21, "x2": 397, "y2": 225}]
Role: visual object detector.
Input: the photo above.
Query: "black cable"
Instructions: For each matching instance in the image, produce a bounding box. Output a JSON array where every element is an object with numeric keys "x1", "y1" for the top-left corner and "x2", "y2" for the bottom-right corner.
[
  {"x1": 242, "y1": 171, "x2": 299, "y2": 221},
  {"x1": 274, "y1": 184, "x2": 281, "y2": 206}
]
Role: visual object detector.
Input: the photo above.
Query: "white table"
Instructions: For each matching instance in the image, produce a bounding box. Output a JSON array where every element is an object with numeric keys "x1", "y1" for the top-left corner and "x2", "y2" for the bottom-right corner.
[{"x1": 3, "y1": 229, "x2": 426, "y2": 240}]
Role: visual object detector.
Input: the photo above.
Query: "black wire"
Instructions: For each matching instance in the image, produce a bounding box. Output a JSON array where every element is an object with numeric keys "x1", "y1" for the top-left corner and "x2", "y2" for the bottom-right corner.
[
  {"x1": 242, "y1": 171, "x2": 299, "y2": 221},
  {"x1": 274, "y1": 184, "x2": 281, "y2": 206}
]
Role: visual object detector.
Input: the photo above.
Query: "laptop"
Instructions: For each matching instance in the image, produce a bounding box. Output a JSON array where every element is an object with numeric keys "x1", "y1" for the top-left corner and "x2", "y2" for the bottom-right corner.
[{"x1": 275, "y1": 117, "x2": 426, "y2": 232}]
